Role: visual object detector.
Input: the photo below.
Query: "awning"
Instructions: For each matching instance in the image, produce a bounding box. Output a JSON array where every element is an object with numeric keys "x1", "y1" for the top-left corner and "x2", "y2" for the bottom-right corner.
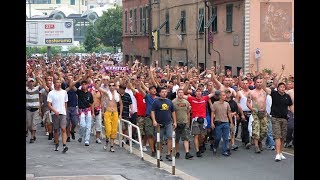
[
  {"x1": 174, "y1": 17, "x2": 183, "y2": 30},
  {"x1": 154, "y1": 19, "x2": 168, "y2": 32}
]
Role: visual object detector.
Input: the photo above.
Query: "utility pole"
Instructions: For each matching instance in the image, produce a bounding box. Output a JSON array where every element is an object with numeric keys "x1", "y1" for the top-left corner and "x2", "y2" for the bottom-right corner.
[{"x1": 28, "y1": 0, "x2": 32, "y2": 19}]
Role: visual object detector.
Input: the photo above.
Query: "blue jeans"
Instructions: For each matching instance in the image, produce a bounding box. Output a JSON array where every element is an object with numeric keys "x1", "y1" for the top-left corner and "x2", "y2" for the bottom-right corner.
[
  {"x1": 214, "y1": 122, "x2": 230, "y2": 153},
  {"x1": 265, "y1": 115, "x2": 275, "y2": 147}
]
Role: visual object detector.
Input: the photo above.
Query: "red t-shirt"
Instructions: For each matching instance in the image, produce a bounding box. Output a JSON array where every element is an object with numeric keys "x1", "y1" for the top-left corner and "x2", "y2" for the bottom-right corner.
[
  {"x1": 187, "y1": 96, "x2": 209, "y2": 118},
  {"x1": 134, "y1": 91, "x2": 146, "y2": 116}
]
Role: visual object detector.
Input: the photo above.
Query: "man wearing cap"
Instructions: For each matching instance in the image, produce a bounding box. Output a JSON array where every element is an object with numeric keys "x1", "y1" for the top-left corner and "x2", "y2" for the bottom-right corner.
[
  {"x1": 69, "y1": 80, "x2": 94, "y2": 146},
  {"x1": 26, "y1": 77, "x2": 42, "y2": 143},
  {"x1": 264, "y1": 82, "x2": 293, "y2": 162},
  {"x1": 182, "y1": 85, "x2": 215, "y2": 157}
]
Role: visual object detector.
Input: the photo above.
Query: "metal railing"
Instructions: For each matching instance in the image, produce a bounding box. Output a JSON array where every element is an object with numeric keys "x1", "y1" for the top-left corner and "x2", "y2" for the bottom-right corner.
[{"x1": 117, "y1": 118, "x2": 144, "y2": 160}]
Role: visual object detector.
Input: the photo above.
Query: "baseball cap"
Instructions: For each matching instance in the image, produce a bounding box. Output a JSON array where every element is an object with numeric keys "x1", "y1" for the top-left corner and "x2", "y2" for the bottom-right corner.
[
  {"x1": 214, "y1": 90, "x2": 221, "y2": 96},
  {"x1": 160, "y1": 79, "x2": 167, "y2": 83},
  {"x1": 28, "y1": 78, "x2": 35, "y2": 82}
]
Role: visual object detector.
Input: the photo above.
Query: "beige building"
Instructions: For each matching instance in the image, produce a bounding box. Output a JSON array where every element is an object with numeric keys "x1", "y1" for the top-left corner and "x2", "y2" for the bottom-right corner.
[
  {"x1": 243, "y1": 0, "x2": 294, "y2": 76},
  {"x1": 151, "y1": 0, "x2": 245, "y2": 75},
  {"x1": 150, "y1": 0, "x2": 293, "y2": 76}
]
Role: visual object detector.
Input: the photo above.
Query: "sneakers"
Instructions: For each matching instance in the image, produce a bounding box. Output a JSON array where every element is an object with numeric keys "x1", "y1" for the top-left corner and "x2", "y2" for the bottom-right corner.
[
  {"x1": 255, "y1": 146, "x2": 261, "y2": 153},
  {"x1": 280, "y1": 153, "x2": 286, "y2": 160},
  {"x1": 185, "y1": 152, "x2": 193, "y2": 159},
  {"x1": 110, "y1": 146, "x2": 115, "y2": 152},
  {"x1": 48, "y1": 133, "x2": 53, "y2": 140},
  {"x1": 85, "y1": 141, "x2": 89, "y2": 146},
  {"x1": 62, "y1": 146, "x2": 68, "y2": 153},
  {"x1": 275, "y1": 154, "x2": 281, "y2": 162},
  {"x1": 196, "y1": 151, "x2": 202, "y2": 157},
  {"x1": 142, "y1": 146, "x2": 147, "y2": 152},
  {"x1": 29, "y1": 138, "x2": 35, "y2": 143},
  {"x1": 96, "y1": 138, "x2": 102, "y2": 144},
  {"x1": 159, "y1": 156, "x2": 163, "y2": 161},
  {"x1": 231, "y1": 144, "x2": 239, "y2": 151},
  {"x1": 70, "y1": 131, "x2": 75, "y2": 140},
  {"x1": 245, "y1": 143, "x2": 251, "y2": 149},
  {"x1": 222, "y1": 152, "x2": 230, "y2": 156},
  {"x1": 54, "y1": 144, "x2": 59, "y2": 151},
  {"x1": 46, "y1": 132, "x2": 49, "y2": 136},
  {"x1": 267, "y1": 145, "x2": 275, "y2": 150},
  {"x1": 66, "y1": 137, "x2": 70, "y2": 142},
  {"x1": 78, "y1": 138, "x2": 82, "y2": 143},
  {"x1": 175, "y1": 152, "x2": 180, "y2": 158},
  {"x1": 103, "y1": 145, "x2": 108, "y2": 150},
  {"x1": 258, "y1": 141, "x2": 263, "y2": 151},
  {"x1": 166, "y1": 154, "x2": 172, "y2": 161}
]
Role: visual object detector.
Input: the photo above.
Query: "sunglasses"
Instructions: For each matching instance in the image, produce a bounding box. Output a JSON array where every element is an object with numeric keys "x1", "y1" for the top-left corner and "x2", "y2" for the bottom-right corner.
[{"x1": 109, "y1": 84, "x2": 115, "y2": 87}]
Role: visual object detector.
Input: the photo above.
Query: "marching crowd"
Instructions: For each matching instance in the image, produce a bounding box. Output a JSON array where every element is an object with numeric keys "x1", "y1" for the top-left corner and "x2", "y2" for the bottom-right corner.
[{"x1": 26, "y1": 54, "x2": 294, "y2": 162}]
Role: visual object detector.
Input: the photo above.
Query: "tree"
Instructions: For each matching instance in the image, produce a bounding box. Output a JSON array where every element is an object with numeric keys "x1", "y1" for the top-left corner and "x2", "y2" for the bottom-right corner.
[
  {"x1": 95, "y1": 6, "x2": 122, "y2": 53},
  {"x1": 83, "y1": 23, "x2": 100, "y2": 52}
]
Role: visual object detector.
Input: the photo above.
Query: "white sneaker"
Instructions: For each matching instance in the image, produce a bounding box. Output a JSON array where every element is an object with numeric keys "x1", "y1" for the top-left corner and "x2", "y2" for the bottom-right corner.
[
  {"x1": 46, "y1": 132, "x2": 49, "y2": 136},
  {"x1": 142, "y1": 146, "x2": 147, "y2": 152},
  {"x1": 275, "y1": 154, "x2": 281, "y2": 162},
  {"x1": 280, "y1": 153, "x2": 286, "y2": 160},
  {"x1": 96, "y1": 138, "x2": 102, "y2": 144}
]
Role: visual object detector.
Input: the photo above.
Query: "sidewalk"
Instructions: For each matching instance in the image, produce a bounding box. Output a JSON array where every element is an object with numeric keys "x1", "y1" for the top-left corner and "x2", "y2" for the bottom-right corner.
[{"x1": 26, "y1": 124, "x2": 182, "y2": 180}]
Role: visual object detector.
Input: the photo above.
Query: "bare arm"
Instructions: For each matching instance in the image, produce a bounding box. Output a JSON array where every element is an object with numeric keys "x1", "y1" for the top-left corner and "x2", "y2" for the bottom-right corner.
[
  {"x1": 151, "y1": 110, "x2": 157, "y2": 126},
  {"x1": 119, "y1": 97, "x2": 123, "y2": 119}
]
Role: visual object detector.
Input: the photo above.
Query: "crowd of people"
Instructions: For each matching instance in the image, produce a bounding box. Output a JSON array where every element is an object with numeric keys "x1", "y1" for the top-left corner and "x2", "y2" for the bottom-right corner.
[{"x1": 26, "y1": 54, "x2": 294, "y2": 162}]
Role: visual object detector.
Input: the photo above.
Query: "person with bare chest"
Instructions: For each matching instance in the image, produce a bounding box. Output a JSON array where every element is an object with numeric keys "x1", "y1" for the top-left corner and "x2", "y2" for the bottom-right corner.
[
  {"x1": 246, "y1": 76, "x2": 268, "y2": 153},
  {"x1": 96, "y1": 80, "x2": 123, "y2": 152}
]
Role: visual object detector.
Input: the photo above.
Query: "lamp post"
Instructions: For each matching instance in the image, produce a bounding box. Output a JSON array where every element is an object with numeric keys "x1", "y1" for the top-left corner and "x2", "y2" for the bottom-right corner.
[{"x1": 27, "y1": 0, "x2": 32, "y2": 19}]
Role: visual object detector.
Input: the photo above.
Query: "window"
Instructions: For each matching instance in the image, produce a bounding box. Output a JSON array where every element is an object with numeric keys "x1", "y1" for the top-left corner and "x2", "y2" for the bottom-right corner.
[
  {"x1": 212, "y1": 6, "x2": 217, "y2": 32},
  {"x1": 181, "y1": 10, "x2": 186, "y2": 34},
  {"x1": 125, "y1": 11, "x2": 128, "y2": 33},
  {"x1": 226, "y1": 4, "x2": 233, "y2": 32},
  {"x1": 197, "y1": 8, "x2": 204, "y2": 33},
  {"x1": 225, "y1": 66, "x2": 232, "y2": 74},
  {"x1": 165, "y1": 11, "x2": 169, "y2": 34},
  {"x1": 134, "y1": 8, "x2": 137, "y2": 33},
  {"x1": 70, "y1": 0, "x2": 75, "y2": 5},
  {"x1": 33, "y1": 0, "x2": 51, "y2": 4},
  {"x1": 175, "y1": 10, "x2": 186, "y2": 34},
  {"x1": 145, "y1": 6, "x2": 149, "y2": 33},
  {"x1": 237, "y1": 67, "x2": 242, "y2": 76},
  {"x1": 140, "y1": 7, "x2": 143, "y2": 33},
  {"x1": 129, "y1": 9, "x2": 132, "y2": 33},
  {"x1": 56, "y1": 0, "x2": 61, "y2": 4}
]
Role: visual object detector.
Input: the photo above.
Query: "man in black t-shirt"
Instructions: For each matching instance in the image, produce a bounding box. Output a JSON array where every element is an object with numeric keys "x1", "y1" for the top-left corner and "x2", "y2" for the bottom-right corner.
[{"x1": 265, "y1": 82, "x2": 293, "y2": 162}]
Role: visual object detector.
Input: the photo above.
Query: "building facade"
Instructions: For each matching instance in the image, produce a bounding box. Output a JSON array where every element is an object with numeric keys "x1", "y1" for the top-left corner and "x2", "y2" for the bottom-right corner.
[
  {"x1": 243, "y1": 0, "x2": 294, "y2": 76},
  {"x1": 122, "y1": 0, "x2": 151, "y2": 66}
]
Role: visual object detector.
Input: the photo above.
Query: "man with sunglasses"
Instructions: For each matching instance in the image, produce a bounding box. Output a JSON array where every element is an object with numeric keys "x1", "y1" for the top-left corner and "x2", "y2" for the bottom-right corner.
[{"x1": 96, "y1": 80, "x2": 123, "y2": 152}]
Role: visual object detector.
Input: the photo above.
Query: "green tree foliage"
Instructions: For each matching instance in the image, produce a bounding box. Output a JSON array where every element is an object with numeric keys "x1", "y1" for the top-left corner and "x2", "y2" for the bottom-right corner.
[
  {"x1": 68, "y1": 45, "x2": 86, "y2": 53},
  {"x1": 95, "y1": 6, "x2": 122, "y2": 52},
  {"x1": 92, "y1": 45, "x2": 114, "y2": 53},
  {"x1": 83, "y1": 23, "x2": 100, "y2": 52}
]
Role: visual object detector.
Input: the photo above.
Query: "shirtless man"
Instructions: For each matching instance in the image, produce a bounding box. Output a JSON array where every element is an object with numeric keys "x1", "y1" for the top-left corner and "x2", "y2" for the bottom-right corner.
[
  {"x1": 246, "y1": 76, "x2": 268, "y2": 153},
  {"x1": 91, "y1": 79, "x2": 103, "y2": 144},
  {"x1": 235, "y1": 78, "x2": 252, "y2": 149},
  {"x1": 96, "y1": 80, "x2": 123, "y2": 152}
]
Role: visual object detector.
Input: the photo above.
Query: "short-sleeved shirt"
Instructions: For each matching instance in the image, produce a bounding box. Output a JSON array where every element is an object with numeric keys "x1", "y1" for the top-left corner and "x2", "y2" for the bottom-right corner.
[
  {"x1": 145, "y1": 94, "x2": 158, "y2": 116},
  {"x1": 187, "y1": 96, "x2": 209, "y2": 118},
  {"x1": 62, "y1": 81, "x2": 80, "y2": 107},
  {"x1": 47, "y1": 89, "x2": 68, "y2": 115},
  {"x1": 172, "y1": 98, "x2": 190, "y2": 124},
  {"x1": 270, "y1": 89, "x2": 293, "y2": 118},
  {"x1": 134, "y1": 91, "x2": 146, "y2": 116},
  {"x1": 75, "y1": 89, "x2": 94, "y2": 109},
  {"x1": 152, "y1": 98, "x2": 174, "y2": 125},
  {"x1": 212, "y1": 101, "x2": 231, "y2": 123}
]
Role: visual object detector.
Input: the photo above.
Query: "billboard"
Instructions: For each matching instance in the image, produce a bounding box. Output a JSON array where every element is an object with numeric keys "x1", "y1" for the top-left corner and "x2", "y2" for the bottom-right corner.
[{"x1": 26, "y1": 20, "x2": 74, "y2": 46}]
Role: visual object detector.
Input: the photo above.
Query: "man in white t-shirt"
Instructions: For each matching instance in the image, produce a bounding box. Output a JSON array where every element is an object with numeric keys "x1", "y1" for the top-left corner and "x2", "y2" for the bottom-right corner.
[{"x1": 47, "y1": 78, "x2": 69, "y2": 153}]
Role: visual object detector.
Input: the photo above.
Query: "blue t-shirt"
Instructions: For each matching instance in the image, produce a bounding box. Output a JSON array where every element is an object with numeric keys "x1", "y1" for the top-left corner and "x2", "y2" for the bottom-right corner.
[
  {"x1": 151, "y1": 98, "x2": 174, "y2": 125},
  {"x1": 61, "y1": 81, "x2": 80, "y2": 107},
  {"x1": 145, "y1": 94, "x2": 158, "y2": 116}
]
